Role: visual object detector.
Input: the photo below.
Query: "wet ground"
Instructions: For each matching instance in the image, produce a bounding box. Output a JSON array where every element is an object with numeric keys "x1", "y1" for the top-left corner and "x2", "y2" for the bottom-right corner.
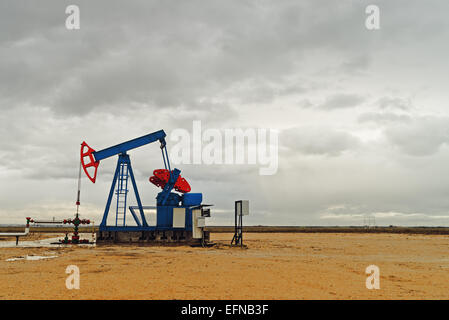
[{"x1": 0, "y1": 234, "x2": 96, "y2": 248}]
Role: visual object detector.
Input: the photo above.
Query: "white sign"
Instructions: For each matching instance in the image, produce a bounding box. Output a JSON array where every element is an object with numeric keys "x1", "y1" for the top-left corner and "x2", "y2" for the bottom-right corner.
[{"x1": 237, "y1": 200, "x2": 249, "y2": 216}]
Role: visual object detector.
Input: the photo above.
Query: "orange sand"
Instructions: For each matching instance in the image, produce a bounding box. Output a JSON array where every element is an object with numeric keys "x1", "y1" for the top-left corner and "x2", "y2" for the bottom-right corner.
[{"x1": 0, "y1": 232, "x2": 448, "y2": 300}]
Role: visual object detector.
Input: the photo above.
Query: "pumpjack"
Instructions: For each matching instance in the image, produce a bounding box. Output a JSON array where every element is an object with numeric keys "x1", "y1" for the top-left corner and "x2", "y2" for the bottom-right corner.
[{"x1": 80, "y1": 130, "x2": 211, "y2": 244}]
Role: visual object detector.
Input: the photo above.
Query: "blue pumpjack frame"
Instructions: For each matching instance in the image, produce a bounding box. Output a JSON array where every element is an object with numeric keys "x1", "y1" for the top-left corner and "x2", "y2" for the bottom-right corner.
[{"x1": 100, "y1": 153, "x2": 148, "y2": 230}]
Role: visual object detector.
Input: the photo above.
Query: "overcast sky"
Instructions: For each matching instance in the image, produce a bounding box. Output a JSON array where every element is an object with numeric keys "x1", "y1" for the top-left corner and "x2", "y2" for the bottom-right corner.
[{"x1": 1, "y1": 0, "x2": 449, "y2": 226}]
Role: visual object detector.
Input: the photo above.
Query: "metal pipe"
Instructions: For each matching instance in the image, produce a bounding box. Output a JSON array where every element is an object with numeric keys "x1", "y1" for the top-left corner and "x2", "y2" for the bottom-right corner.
[
  {"x1": 0, "y1": 218, "x2": 32, "y2": 245},
  {"x1": 32, "y1": 220, "x2": 64, "y2": 224},
  {"x1": 0, "y1": 226, "x2": 30, "y2": 237},
  {"x1": 0, "y1": 225, "x2": 30, "y2": 246}
]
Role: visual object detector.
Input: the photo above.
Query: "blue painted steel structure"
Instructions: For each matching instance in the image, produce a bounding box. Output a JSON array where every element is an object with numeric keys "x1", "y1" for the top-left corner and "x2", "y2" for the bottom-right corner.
[
  {"x1": 100, "y1": 153, "x2": 148, "y2": 229},
  {"x1": 85, "y1": 130, "x2": 203, "y2": 233},
  {"x1": 92, "y1": 130, "x2": 167, "y2": 162}
]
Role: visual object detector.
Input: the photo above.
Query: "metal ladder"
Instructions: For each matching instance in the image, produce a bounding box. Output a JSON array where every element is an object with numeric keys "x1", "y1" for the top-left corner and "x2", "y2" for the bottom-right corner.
[{"x1": 115, "y1": 162, "x2": 129, "y2": 226}]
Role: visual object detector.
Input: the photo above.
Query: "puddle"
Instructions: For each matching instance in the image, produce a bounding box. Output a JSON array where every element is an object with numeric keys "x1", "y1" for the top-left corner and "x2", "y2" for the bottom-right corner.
[
  {"x1": 0, "y1": 234, "x2": 96, "y2": 248},
  {"x1": 6, "y1": 255, "x2": 58, "y2": 262}
]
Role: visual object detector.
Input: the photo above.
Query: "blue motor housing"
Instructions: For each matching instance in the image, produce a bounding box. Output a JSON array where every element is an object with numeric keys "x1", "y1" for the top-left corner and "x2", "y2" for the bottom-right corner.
[
  {"x1": 182, "y1": 193, "x2": 202, "y2": 206},
  {"x1": 157, "y1": 192, "x2": 181, "y2": 206}
]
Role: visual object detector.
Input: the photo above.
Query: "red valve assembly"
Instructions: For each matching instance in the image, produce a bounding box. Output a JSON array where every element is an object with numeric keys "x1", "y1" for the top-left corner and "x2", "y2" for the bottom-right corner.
[
  {"x1": 60, "y1": 214, "x2": 92, "y2": 244},
  {"x1": 149, "y1": 169, "x2": 191, "y2": 193}
]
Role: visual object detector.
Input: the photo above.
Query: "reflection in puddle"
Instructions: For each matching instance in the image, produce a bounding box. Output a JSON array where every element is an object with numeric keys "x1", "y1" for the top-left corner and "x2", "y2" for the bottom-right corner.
[
  {"x1": 0, "y1": 234, "x2": 96, "y2": 248},
  {"x1": 6, "y1": 255, "x2": 58, "y2": 262}
]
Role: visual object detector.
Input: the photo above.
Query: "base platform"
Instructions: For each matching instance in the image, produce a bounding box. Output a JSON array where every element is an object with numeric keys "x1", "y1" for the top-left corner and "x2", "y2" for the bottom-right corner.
[{"x1": 96, "y1": 230, "x2": 210, "y2": 245}]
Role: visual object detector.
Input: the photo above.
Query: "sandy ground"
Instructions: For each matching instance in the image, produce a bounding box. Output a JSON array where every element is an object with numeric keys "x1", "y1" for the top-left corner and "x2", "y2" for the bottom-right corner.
[{"x1": 0, "y1": 232, "x2": 448, "y2": 300}]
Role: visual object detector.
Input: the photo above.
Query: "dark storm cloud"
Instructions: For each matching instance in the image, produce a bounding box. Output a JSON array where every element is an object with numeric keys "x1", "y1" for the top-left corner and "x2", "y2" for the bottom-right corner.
[
  {"x1": 0, "y1": 0, "x2": 375, "y2": 116},
  {"x1": 1, "y1": 1, "x2": 449, "y2": 225},
  {"x1": 1, "y1": 0, "x2": 441, "y2": 116}
]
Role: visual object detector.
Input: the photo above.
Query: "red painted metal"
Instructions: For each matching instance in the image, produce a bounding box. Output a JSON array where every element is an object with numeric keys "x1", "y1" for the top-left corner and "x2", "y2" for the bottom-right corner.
[
  {"x1": 81, "y1": 141, "x2": 99, "y2": 183},
  {"x1": 149, "y1": 169, "x2": 191, "y2": 193}
]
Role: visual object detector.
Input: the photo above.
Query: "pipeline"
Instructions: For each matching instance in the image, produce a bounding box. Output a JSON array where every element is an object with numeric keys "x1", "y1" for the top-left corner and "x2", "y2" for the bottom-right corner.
[{"x1": 0, "y1": 217, "x2": 32, "y2": 245}]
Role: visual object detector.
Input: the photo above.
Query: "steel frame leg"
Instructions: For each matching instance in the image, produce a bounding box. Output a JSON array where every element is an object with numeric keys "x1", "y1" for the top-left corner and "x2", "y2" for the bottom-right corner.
[
  {"x1": 100, "y1": 153, "x2": 148, "y2": 228},
  {"x1": 231, "y1": 200, "x2": 243, "y2": 247},
  {"x1": 100, "y1": 158, "x2": 121, "y2": 227}
]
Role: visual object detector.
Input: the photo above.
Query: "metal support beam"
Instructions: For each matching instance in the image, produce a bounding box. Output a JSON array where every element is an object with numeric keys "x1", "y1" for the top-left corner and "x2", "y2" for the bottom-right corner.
[
  {"x1": 100, "y1": 153, "x2": 147, "y2": 229},
  {"x1": 231, "y1": 200, "x2": 243, "y2": 247},
  {"x1": 93, "y1": 130, "x2": 166, "y2": 162},
  {"x1": 127, "y1": 160, "x2": 148, "y2": 227},
  {"x1": 100, "y1": 157, "x2": 121, "y2": 227}
]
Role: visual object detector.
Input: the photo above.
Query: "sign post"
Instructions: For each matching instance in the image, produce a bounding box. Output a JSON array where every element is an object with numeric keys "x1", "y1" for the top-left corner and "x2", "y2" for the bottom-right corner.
[{"x1": 231, "y1": 200, "x2": 249, "y2": 247}]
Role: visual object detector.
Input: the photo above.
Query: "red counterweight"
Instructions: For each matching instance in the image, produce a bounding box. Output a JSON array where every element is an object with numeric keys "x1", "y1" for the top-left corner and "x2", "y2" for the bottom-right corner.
[
  {"x1": 149, "y1": 169, "x2": 191, "y2": 193},
  {"x1": 81, "y1": 141, "x2": 99, "y2": 183}
]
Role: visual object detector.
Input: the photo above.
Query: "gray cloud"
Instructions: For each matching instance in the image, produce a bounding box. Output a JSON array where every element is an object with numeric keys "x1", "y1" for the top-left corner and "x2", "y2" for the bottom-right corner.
[
  {"x1": 377, "y1": 97, "x2": 412, "y2": 111},
  {"x1": 1, "y1": 1, "x2": 449, "y2": 226},
  {"x1": 339, "y1": 55, "x2": 371, "y2": 75},
  {"x1": 358, "y1": 112, "x2": 411, "y2": 124},
  {"x1": 318, "y1": 93, "x2": 366, "y2": 110},
  {"x1": 385, "y1": 116, "x2": 449, "y2": 156},
  {"x1": 282, "y1": 126, "x2": 360, "y2": 156},
  {"x1": 0, "y1": 0, "x2": 380, "y2": 116}
]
